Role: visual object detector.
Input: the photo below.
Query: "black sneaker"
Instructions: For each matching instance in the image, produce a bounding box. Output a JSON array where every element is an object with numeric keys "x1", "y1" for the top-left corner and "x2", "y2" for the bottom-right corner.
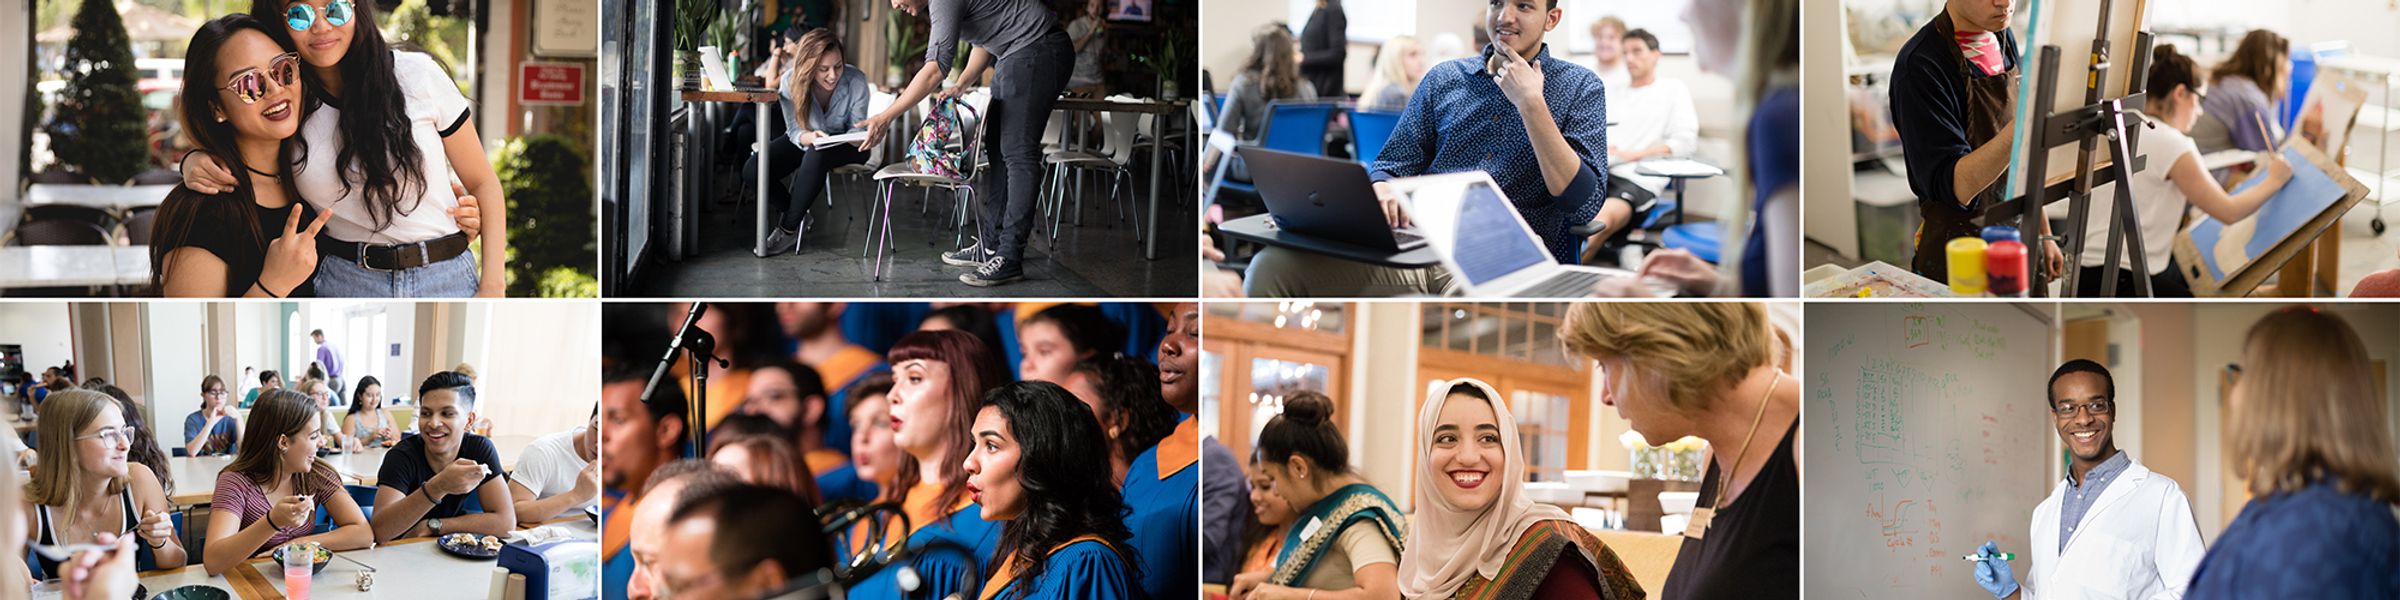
[
  {"x1": 940, "y1": 243, "x2": 991, "y2": 267},
  {"x1": 960, "y1": 256, "x2": 1024, "y2": 287},
  {"x1": 762, "y1": 227, "x2": 799, "y2": 256}
]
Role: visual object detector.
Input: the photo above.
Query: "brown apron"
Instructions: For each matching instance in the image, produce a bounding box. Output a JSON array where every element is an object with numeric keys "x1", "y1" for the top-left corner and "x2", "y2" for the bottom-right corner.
[{"x1": 1912, "y1": 14, "x2": 2020, "y2": 281}]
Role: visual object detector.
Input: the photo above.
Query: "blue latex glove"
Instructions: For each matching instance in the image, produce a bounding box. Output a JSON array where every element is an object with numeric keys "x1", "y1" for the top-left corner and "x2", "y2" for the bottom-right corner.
[{"x1": 1972, "y1": 540, "x2": 2020, "y2": 599}]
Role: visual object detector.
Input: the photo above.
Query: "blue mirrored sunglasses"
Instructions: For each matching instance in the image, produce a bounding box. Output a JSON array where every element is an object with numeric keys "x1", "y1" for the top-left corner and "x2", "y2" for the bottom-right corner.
[{"x1": 286, "y1": 0, "x2": 354, "y2": 31}]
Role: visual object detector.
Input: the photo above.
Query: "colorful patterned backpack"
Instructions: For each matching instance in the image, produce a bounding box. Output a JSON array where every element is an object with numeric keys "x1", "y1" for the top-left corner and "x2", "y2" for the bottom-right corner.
[{"x1": 905, "y1": 97, "x2": 979, "y2": 180}]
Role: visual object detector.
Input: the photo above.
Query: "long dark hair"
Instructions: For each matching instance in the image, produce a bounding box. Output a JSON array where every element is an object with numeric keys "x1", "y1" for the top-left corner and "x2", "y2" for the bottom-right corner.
[
  {"x1": 981, "y1": 382, "x2": 1139, "y2": 597},
  {"x1": 2212, "y1": 29, "x2": 2290, "y2": 99},
  {"x1": 153, "y1": 13, "x2": 309, "y2": 289},
  {"x1": 252, "y1": 0, "x2": 428, "y2": 231},
  {"x1": 1069, "y1": 354, "x2": 1177, "y2": 464},
  {"x1": 883, "y1": 330, "x2": 1010, "y2": 515},
  {"x1": 346, "y1": 375, "x2": 381, "y2": 416},
  {"x1": 1241, "y1": 23, "x2": 1304, "y2": 100},
  {"x1": 92, "y1": 385, "x2": 174, "y2": 494},
  {"x1": 227, "y1": 389, "x2": 342, "y2": 498}
]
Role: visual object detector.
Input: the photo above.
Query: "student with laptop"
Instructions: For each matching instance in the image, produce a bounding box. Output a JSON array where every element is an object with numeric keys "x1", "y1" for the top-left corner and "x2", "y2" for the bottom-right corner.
[{"x1": 1243, "y1": 0, "x2": 1611, "y2": 297}]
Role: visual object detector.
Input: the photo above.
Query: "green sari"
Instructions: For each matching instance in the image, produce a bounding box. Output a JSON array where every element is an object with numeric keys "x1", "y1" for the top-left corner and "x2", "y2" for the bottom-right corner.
[{"x1": 1269, "y1": 483, "x2": 1407, "y2": 586}]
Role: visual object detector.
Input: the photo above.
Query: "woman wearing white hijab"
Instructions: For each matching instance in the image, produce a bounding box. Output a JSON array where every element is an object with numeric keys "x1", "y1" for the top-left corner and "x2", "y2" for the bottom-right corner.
[{"x1": 1397, "y1": 378, "x2": 1643, "y2": 600}]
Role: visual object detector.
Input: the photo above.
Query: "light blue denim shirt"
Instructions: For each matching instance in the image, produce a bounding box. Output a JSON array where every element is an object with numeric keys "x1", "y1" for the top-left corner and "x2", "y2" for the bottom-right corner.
[{"x1": 779, "y1": 63, "x2": 871, "y2": 147}]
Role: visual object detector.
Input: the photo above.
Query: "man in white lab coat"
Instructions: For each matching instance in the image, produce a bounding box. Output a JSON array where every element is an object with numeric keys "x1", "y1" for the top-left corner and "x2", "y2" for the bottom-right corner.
[{"x1": 1973, "y1": 359, "x2": 2207, "y2": 599}]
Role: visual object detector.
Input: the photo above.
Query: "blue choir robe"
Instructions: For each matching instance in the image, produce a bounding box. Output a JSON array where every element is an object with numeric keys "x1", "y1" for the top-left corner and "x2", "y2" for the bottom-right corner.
[
  {"x1": 1122, "y1": 414, "x2": 1200, "y2": 599},
  {"x1": 817, "y1": 463, "x2": 881, "y2": 505},
  {"x1": 976, "y1": 538, "x2": 1135, "y2": 600},
  {"x1": 847, "y1": 486, "x2": 1002, "y2": 600}
]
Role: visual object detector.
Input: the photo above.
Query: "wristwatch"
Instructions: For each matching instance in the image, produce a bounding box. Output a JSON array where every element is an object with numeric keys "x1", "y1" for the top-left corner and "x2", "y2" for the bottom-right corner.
[{"x1": 429, "y1": 517, "x2": 444, "y2": 536}]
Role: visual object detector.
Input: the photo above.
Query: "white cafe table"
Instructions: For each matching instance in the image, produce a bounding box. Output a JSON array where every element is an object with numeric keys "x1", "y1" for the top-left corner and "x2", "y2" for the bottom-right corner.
[
  {"x1": 24, "y1": 183, "x2": 177, "y2": 211},
  {"x1": 167, "y1": 448, "x2": 392, "y2": 506},
  {"x1": 113, "y1": 245, "x2": 153, "y2": 285},
  {"x1": 240, "y1": 537, "x2": 505, "y2": 599},
  {"x1": 33, "y1": 563, "x2": 262, "y2": 600},
  {"x1": 0, "y1": 246, "x2": 123, "y2": 288}
]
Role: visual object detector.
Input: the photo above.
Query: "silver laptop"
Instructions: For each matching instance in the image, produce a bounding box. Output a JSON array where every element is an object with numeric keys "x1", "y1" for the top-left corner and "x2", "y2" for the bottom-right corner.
[{"x1": 1388, "y1": 171, "x2": 1665, "y2": 298}]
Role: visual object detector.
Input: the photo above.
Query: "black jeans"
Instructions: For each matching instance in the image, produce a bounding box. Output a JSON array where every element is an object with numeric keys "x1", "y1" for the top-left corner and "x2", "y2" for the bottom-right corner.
[
  {"x1": 2074, "y1": 258, "x2": 2194, "y2": 297},
  {"x1": 760, "y1": 137, "x2": 870, "y2": 231},
  {"x1": 975, "y1": 30, "x2": 1076, "y2": 262}
]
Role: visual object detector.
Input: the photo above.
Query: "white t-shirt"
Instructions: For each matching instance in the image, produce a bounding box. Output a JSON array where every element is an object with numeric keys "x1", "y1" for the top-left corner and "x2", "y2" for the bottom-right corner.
[
  {"x1": 1605, "y1": 77, "x2": 1700, "y2": 193},
  {"x1": 294, "y1": 50, "x2": 473, "y2": 244},
  {"x1": 2082, "y1": 117, "x2": 2199, "y2": 275},
  {"x1": 512, "y1": 428, "x2": 591, "y2": 502},
  {"x1": 1589, "y1": 60, "x2": 1629, "y2": 93}
]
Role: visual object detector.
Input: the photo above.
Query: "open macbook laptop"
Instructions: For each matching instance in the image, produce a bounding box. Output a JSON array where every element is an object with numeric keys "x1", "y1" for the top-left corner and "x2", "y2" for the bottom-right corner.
[
  {"x1": 1387, "y1": 171, "x2": 1670, "y2": 298},
  {"x1": 1236, "y1": 146, "x2": 1427, "y2": 252}
]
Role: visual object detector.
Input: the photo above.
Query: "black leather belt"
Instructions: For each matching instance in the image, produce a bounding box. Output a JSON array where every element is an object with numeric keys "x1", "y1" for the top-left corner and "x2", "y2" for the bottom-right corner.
[{"x1": 319, "y1": 232, "x2": 472, "y2": 271}]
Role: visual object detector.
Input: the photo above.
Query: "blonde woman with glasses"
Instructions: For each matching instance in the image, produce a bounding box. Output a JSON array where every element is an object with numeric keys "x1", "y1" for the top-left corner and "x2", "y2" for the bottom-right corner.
[{"x1": 20, "y1": 390, "x2": 188, "y2": 577}]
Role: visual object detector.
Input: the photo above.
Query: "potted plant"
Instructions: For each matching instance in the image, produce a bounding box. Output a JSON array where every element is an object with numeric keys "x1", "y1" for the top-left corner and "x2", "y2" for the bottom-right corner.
[
  {"x1": 883, "y1": 10, "x2": 924, "y2": 88},
  {"x1": 1130, "y1": 29, "x2": 1186, "y2": 99},
  {"x1": 672, "y1": 0, "x2": 717, "y2": 90}
]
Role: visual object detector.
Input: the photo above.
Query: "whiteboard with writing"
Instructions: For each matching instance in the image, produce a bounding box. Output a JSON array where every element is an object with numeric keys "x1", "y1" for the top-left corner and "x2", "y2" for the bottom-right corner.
[{"x1": 1804, "y1": 303, "x2": 2059, "y2": 598}]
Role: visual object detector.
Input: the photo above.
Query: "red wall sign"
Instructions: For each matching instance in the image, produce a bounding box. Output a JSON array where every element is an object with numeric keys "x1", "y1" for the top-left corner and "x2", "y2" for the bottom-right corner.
[{"x1": 519, "y1": 62, "x2": 585, "y2": 106}]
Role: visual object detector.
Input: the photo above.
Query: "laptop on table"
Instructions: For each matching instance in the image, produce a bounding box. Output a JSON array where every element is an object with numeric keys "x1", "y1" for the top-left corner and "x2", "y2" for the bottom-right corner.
[
  {"x1": 1386, "y1": 171, "x2": 1669, "y2": 298},
  {"x1": 1236, "y1": 146, "x2": 1427, "y2": 253}
]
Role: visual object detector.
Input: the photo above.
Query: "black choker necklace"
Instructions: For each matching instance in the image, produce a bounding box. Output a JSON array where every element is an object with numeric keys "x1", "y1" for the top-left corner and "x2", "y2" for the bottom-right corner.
[{"x1": 246, "y1": 165, "x2": 279, "y2": 178}]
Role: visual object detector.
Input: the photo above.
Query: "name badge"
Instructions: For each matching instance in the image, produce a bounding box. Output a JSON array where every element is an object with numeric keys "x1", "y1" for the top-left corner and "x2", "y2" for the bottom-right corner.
[
  {"x1": 1683, "y1": 507, "x2": 1715, "y2": 540},
  {"x1": 1299, "y1": 516, "x2": 1324, "y2": 541}
]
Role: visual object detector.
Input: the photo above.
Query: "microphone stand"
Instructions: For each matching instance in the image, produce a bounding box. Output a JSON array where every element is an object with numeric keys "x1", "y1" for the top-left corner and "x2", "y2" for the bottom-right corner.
[{"x1": 643, "y1": 302, "x2": 727, "y2": 457}]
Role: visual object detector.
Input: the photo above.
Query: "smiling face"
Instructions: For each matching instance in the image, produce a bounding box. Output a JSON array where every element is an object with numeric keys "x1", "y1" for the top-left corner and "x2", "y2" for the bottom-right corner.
[
  {"x1": 888, "y1": 359, "x2": 955, "y2": 458},
  {"x1": 963, "y1": 406, "x2": 1026, "y2": 519},
  {"x1": 1429, "y1": 393, "x2": 1504, "y2": 512},
  {"x1": 279, "y1": 410, "x2": 324, "y2": 474},
  {"x1": 417, "y1": 387, "x2": 474, "y2": 455},
  {"x1": 358, "y1": 383, "x2": 381, "y2": 407},
  {"x1": 1485, "y1": 0, "x2": 1559, "y2": 61},
  {"x1": 810, "y1": 50, "x2": 844, "y2": 91},
  {"x1": 1158, "y1": 303, "x2": 1199, "y2": 413},
  {"x1": 2050, "y1": 371, "x2": 2116, "y2": 463},
  {"x1": 280, "y1": 0, "x2": 355, "y2": 69},
  {"x1": 210, "y1": 30, "x2": 303, "y2": 142},
  {"x1": 75, "y1": 403, "x2": 132, "y2": 480},
  {"x1": 1590, "y1": 22, "x2": 1623, "y2": 63},
  {"x1": 849, "y1": 392, "x2": 896, "y2": 483},
  {"x1": 1017, "y1": 321, "x2": 1086, "y2": 385},
  {"x1": 1247, "y1": 459, "x2": 1297, "y2": 525}
]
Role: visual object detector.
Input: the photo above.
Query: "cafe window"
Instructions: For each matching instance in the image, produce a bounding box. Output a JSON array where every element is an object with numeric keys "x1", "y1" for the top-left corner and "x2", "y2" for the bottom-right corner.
[
  {"x1": 1207, "y1": 302, "x2": 1346, "y2": 334},
  {"x1": 1419, "y1": 303, "x2": 1572, "y2": 368},
  {"x1": 1206, "y1": 302, "x2": 1351, "y2": 463}
]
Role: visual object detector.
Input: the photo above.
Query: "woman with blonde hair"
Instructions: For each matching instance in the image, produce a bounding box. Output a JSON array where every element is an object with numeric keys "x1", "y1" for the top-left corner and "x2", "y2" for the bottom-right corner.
[
  {"x1": 2186, "y1": 307, "x2": 2400, "y2": 598},
  {"x1": 21, "y1": 390, "x2": 189, "y2": 578},
  {"x1": 1559, "y1": 302, "x2": 1796, "y2": 598},
  {"x1": 759, "y1": 27, "x2": 873, "y2": 255},
  {"x1": 1398, "y1": 378, "x2": 1644, "y2": 598},
  {"x1": 1359, "y1": 35, "x2": 1424, "y2": 113}
]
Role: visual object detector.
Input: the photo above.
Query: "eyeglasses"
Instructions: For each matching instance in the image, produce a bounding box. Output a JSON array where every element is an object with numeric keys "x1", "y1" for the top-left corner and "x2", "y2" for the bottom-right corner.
[
  {"x1": 206, "y1": 389, "x2": 229, "y2": 396},
  {"x1": 74, "y1": 426, "x2": 131, "y2": 445},
  {"x1": 219, "y1": 52, "x2": 301, "y2": 105},
  {"x1": 285, "y1": 0, "x2": 354, "y2": 31},
  {"x1": 2052, "y1": 399, "x2": 2114, "y2": 417},
  {"x1": 2225, "y1": 362, "x2": 2242, "y2": 387}
]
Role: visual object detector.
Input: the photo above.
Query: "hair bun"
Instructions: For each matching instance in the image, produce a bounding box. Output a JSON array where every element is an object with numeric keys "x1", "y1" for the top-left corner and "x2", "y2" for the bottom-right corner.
[
  {"x1": 2154, "y1": 44, "x2": 2180, "y2": 61},
  {"x1": 1281, "y1": 392, "x2": 1334, "y2": 426}
]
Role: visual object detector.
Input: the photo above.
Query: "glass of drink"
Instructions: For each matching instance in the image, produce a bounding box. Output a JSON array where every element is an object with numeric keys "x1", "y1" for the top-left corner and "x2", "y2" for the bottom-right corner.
[{"x1": 283, "y1": 544, "x2": 312, "y2": 600}]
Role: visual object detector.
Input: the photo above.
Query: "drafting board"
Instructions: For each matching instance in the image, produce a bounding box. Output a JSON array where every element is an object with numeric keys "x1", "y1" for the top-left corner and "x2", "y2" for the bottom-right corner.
[
  {"x1": 1804, "y1": 303, "x2": 2058, "y2": 599},
  {"x1": 2173, "y1": 139, "x2": 2371, "y2": 296}
]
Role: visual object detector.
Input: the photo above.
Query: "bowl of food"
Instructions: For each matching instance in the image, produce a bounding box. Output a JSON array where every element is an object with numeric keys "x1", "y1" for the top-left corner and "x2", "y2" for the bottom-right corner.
[
  {"x1": 438, "y1": 533, "x2": 504, "y2": 560},
  {"x1": 149, "y1": 585, "x2": 230, "y2": 600},
  {"x1": 272, "y1": 542, "x2": 332, "y2": 574}
]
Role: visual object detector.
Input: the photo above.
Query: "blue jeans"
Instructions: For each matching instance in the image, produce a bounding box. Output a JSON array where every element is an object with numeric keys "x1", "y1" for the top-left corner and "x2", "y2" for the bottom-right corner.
[
  {"x1": 975, "y1": 30, "x2": 1076, "y2": 262},
  {"x1": 312, "y1": 251, "x2": 481, "y2": 297}
]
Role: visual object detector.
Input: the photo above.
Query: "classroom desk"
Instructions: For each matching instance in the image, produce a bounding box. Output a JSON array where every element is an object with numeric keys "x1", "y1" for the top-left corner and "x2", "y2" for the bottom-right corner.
[
  {"x1": 679, "y1": 89, "x2": 781, "y2": 259},
  {"x1": 32, "y1": 563, "x2": 267, "y2": 600},
  {"x1": 1216, "y1": 213, "x2": 1441, "y2": 269},
  {"x1": 24, "y1": 183, "x2": 176, "y2": 211},
  {"x1": 1052, "y1": 97, "x2": 1190, "y2": 260}
]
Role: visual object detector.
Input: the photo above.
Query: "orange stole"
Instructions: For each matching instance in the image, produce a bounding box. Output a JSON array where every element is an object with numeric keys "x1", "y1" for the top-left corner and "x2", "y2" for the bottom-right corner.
[
  {"x1": 977, "y1": 535, "x2": 1111, "y2": 600},
  {"x1": 1155, "y1": 417, "x2": 1198, "y2": 479}
]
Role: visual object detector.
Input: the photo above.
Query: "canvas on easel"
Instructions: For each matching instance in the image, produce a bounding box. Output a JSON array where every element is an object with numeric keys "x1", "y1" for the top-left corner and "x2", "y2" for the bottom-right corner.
[
  {"x1": 2011, "y1": 0, "x2": 2153, "y2": 185},
  {"x1": 2172, "y1": 139, "x2": 2371, "y2": 296}
]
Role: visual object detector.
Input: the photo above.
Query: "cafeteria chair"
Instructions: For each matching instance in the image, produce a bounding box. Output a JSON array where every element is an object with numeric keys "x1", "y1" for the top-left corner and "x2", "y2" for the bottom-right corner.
[
  {"x1": 1043, "y1": 110, "x2": 1145, "y2": 248},
  {"x1": 123, "y1": 208, "x2": 158, "y2": 246},
  {"x1": 865, "y1": 97, "x2": 986, "y2": 281},
  {"x1": 6, "y1": 220, "x2": 113, "y2": 246},
  {"x1": 23, "y1": 205, "x2": 117, "y2": 229},
  {"x1": 28, "y1": 169, "x2": 87, "y2": 184},
  {"x1": 348, "y1": 484, "x2": 379, "y2": 521}
]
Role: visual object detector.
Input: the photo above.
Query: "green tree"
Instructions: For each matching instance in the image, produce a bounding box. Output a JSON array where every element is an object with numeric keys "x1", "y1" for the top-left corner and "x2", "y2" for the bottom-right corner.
[
  {"x1": 492, "y1": 134, "x2": 597, "y2": 297},
  {"x1": 49, "y1": 0, "x2": 149, "y2": 183}
]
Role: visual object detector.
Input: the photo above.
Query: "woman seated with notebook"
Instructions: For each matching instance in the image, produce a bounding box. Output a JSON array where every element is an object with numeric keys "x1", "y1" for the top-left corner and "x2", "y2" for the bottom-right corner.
[{"x1": 760, "y1": 27, "x2": 874, "y2": 256}]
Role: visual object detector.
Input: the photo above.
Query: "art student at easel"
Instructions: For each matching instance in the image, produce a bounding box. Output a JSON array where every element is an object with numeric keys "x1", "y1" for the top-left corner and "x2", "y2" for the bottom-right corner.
[{"x1": 1888, "y1": 0, "x2": 2064, "y2": 283}]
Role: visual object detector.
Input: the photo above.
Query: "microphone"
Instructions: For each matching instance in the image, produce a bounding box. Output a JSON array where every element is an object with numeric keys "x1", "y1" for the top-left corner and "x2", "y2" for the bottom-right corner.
[{"x1": 641, "y1": 302, "x2": 709, "y2": 406}]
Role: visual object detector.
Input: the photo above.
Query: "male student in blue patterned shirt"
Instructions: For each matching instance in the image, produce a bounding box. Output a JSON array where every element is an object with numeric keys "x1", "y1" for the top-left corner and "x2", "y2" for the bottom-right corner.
[{"x1": 1244, "y1": 0, "x2": 1618, "y2": 297}]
